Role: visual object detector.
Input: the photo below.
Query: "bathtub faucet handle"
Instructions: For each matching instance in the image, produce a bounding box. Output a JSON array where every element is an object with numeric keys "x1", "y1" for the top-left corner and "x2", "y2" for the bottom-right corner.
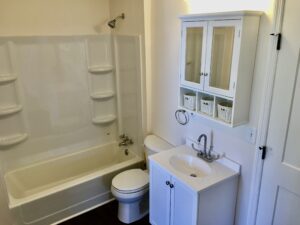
[{"x1": 119, "y1": 134, "x2": 128, "y2": 140}]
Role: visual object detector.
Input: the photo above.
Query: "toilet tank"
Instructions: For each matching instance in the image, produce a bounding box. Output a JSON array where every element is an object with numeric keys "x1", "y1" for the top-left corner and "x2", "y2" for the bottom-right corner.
[{"x1": 144, "y1": 135, "x2": 173, "y2": 169}]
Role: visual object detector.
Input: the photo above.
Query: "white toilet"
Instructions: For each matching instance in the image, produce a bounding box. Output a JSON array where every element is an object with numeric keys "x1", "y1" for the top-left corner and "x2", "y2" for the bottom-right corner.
[{"x1": 111, "y1": 135, "x2": 173, "y2": 224}]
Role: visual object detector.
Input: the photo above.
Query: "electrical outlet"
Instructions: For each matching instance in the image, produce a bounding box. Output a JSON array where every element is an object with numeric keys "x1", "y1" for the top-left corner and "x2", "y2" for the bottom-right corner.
[{"x1": 246, "y1": 127, "x2": 257, "y2": 144}]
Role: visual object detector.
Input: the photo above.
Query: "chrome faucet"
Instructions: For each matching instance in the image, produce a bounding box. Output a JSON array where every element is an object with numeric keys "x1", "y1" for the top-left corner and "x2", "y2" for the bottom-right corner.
[
  {"x1": 197, "y1": 134, "x2": 208, "y2": 157},
  {"x1": 119, "y1": 134, "x2": 134, "y2": 147},
  {"x1": 192, "y1": 134, "x2": 220, "y2": 163}
]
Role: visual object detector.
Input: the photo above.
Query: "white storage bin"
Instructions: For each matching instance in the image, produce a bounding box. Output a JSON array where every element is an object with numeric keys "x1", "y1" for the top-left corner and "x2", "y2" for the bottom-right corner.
[
  {"x1": 200, "y1": 97, "x2": 214, "y2": 116},
  {"x1": 217, "y1": 102, "x2": 232, "y2": 123},
  {"x1": 183, "y1": 93, "x2": 196, "y2": 111}
]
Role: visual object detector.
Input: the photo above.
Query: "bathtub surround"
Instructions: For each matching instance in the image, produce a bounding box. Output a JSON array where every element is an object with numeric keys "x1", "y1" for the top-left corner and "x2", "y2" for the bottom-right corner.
[
  {"x1": 0, "y1": 34, "x2": 144, "y2": 224},
  {"x1": 0, "y1": 34, "x2": 141, "y2": 164}
]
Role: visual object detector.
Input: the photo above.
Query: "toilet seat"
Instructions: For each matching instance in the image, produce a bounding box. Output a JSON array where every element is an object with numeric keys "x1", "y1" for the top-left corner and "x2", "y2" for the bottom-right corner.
[{"x1": 112, "y1": 169, "x2": 149, "y2": 194}]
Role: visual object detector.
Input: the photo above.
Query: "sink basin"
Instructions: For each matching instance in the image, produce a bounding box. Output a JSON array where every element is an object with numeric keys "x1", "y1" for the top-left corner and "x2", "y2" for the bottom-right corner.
[{"x1": 169, "y1": 154, "x2": 212, "y2": 178}]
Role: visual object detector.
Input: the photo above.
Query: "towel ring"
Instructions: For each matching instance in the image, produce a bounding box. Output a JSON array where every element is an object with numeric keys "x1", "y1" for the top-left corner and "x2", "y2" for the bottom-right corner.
[{"x1": 175, "y1": 109, "x2": 189, "y2": 125}]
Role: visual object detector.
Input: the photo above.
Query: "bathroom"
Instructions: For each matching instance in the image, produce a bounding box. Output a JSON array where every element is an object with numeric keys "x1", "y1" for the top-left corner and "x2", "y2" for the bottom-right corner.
[{"x1": 1, "y1": 0, "x2": 300, "y2": 225}]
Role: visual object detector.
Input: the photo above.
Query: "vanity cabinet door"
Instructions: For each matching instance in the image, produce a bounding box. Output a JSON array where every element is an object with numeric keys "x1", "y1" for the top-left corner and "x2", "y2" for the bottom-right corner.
[
  {"x1": 170, "y1": 176, "x2": 198, "y2": 225},
  {"x1": 149, "y1": 162, "x2": 172, "y2": 225},
  {"x1": 204, "y1": 20, "x2": 241, "y2": 98},
  {"x1": 180, "y1": 21, "x2": 208, "y2": 90}
]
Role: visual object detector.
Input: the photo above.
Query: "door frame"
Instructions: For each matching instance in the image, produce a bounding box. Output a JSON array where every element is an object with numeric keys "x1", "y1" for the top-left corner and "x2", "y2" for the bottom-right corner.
[{"x1": 246, "y1": 0, "x2": 286, "y2": 224}]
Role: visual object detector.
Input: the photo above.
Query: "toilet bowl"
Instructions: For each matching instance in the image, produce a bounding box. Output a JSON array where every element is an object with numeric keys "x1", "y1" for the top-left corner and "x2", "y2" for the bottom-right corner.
[{"x1": 111, "y1": 135, "x2": 173, "y2": 224}]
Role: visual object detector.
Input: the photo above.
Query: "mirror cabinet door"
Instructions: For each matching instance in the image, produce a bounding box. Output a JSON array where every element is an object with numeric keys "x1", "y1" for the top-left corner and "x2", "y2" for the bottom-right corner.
[
  {"x1": 181, "y1": 22, "x2": 207, "y2": 88},
  {"x1": 205, "y1": 20, "x2": 239, "y2": 97},
  {"x1": 209, "y1": 26, "x2": 235, "y2": 90}
]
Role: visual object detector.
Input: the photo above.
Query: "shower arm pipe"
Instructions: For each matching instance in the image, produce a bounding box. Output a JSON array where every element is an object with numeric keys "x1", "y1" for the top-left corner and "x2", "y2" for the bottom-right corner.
[{"x1": 115, "y1": 13, "x2": 125, "y2": 20}]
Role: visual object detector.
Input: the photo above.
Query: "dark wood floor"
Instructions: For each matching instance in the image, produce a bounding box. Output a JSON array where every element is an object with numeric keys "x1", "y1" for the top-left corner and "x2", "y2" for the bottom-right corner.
[{"x1": 59, "y1": 200, "x2": 150, "y2": 225}]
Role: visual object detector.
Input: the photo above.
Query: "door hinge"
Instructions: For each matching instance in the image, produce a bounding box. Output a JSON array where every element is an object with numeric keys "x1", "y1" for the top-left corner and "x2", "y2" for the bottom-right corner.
[
  {"x1": 259, "y1": 146, "x2": 267, "y2": 160},
  {"x1": 270, "y1": 33, "x2": 282, "y2": 50}
]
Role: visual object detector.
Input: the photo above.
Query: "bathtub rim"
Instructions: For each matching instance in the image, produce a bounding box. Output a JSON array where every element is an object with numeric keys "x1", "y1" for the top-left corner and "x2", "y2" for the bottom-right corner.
[{"x1": 4, "y1": 143, "x2": 143, "y2": 209}]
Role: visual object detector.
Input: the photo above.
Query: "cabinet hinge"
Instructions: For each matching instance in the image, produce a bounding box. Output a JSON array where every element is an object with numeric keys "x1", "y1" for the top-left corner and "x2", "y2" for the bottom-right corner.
[
  {"x1": 270, "y1": 33, "x2": 282, "y2": 50},
  {"x1": 259, "y1": 146, "x2": 267, "y2": 160},
  {"x1": 233, "y1": 82, "x2": 236, "y2": 89},
  {"x1": 238, "y1": 30, "x2": 241, "y2": 38}
]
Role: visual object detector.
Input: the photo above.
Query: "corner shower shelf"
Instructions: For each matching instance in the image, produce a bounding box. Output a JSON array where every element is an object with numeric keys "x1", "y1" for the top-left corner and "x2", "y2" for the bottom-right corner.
[
  {"x1": 90, "y1": 91, "x2": 115, "y2": 100},
  {"x1": 0, "y1": 74, "x2": 17, "y2": 84},
  {"x1": 0, "y1": 105, "x2": 22, "y2": 117},
  {"x1": 88, "y1": 65, "x2": 113, "y2": 74},
  {"x1": 0, "y1": 133, "x2": 28, "y2": 147},
  {"x1": 92, "y1": 115, "x2": 116, "y2": 125}
]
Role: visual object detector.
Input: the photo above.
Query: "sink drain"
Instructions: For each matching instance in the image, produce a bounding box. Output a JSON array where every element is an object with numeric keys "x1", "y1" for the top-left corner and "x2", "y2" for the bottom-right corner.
[{"x1": 190, "y1": 173, "x2": 197, "y2": 177}]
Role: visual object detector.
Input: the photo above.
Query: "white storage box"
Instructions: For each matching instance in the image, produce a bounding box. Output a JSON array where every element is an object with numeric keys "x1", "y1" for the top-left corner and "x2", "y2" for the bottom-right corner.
[
  {"x1": 200, "y1": 97, "x2": 214, "y2": 116},
  {"x1": 217, "y1": 102, "x2": 232, "y2": 123},
  {"x1": 183, "y1": 93, "x2": 196, "y2": 110}
]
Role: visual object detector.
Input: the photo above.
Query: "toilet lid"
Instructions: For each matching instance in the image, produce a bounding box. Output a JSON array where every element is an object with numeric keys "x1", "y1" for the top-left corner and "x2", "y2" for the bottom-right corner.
[{"x1": 112, "y1": 169, "x2": 149, "y2": 192}]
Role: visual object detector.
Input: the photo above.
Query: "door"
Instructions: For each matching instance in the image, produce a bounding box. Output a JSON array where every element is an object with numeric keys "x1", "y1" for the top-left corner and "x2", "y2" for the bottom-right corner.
[
  {"x1": 170, "y1": 176, "x2": 197, "y2": 225},
  {"x1": 180, "y1": 21, "x2": 207, "y2": 90},
  {"x1": 149, "y1": 162, "x2": 171, "y2": 225},
  {"x1": 204, "y1": 20, "x2": 240, "y2": 97},
  {"x1": 256, "y1": 0, "x2": 300, "y2": 224}
]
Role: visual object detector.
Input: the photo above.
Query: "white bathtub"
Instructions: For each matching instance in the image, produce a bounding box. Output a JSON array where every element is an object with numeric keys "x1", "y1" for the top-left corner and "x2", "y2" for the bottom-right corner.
[{"x1": 4, "y1": 142, "x2": 143, "y2": 225}]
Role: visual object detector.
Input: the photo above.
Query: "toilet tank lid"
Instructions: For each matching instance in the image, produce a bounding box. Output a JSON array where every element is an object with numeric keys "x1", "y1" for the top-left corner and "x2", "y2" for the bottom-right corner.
[{"x1": 144, "y1": 135, "x2": 173, "y2": 153}]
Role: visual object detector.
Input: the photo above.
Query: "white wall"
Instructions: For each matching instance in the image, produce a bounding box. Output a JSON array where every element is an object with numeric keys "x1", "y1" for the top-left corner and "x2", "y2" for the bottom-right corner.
[
  {"x1": 0, "y1": 0, "x2": 110, "y2": 36},
  {"x1": 146, "y1": 0, "x2": 274, "y2": 224}
]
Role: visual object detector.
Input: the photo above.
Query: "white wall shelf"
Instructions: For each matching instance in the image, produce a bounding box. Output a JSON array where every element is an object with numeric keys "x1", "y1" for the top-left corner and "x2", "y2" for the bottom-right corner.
[
  {"x1": 90, "y1": 91, "x2": 115, "y2": 100},
  {"x1": 0, "y1": 133, "x2": 28, "y2": 147},
  {"x1": 0, "y1": 105, "x2": 22, "y2": 117},
  {"x1": 92, "y1": 115, "x2": 116, "y2": 125},
  {"x1": 88, "y1": 66, "x2": 113, "y2": 74},
  {"x1": 0, "y1": 74, "x2": 17, "y2": 84},
  {"x1": 180, "y1": 87, "x2": 235, "y2": 127}
]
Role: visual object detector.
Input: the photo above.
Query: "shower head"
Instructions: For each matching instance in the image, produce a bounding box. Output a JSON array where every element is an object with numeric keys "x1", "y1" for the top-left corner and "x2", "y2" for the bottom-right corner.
[{"x1": 108, "y1": 13, "x2": 125, "y2": 29}]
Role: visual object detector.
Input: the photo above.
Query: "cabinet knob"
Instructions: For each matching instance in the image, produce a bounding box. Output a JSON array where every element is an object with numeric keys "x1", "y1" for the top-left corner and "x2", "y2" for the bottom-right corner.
[
  {"x1": 166, "y1": 181, "x2": 170, "y2": 186},
  {"x1": 169, "y1": 184, "x2": 174, "y2": 188}
]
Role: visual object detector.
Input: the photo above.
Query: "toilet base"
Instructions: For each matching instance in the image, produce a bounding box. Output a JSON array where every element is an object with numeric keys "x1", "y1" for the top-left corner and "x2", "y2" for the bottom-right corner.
[{"x1": 117, "y1": 193, "x2": 149, "y2": 224}]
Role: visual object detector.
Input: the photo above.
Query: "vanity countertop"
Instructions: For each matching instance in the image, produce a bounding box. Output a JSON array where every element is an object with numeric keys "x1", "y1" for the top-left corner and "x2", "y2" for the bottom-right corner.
[{"x1": 149, "y1": 144, "x2": 240, "y2": 193}]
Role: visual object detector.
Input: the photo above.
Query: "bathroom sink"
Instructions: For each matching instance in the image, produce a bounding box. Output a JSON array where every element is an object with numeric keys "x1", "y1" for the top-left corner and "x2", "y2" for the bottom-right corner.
[{"x1": 169, "y1": 154, "x2": 212, "y2": 178}]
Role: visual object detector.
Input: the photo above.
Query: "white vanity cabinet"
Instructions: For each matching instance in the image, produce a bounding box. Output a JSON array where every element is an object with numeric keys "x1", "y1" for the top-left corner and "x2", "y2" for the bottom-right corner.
[
  {"x1": 149, "y1": 144, "x2": 240, "y2": 225},
  {"x1": 179, "y1": 11, "x2": 262, "y2": 126},
  {"x1": 149, "y1": 161, "x2": 197, "y2": 225}
]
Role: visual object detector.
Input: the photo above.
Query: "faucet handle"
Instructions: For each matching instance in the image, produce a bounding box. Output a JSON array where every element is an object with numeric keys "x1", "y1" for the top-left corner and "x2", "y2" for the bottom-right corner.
[{"x1": 119, "y1": 134, "x2": 128, "y2": 140}]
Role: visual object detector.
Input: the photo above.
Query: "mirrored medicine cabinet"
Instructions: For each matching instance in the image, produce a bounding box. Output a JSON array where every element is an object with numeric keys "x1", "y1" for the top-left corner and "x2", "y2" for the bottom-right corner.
[{"x1": 179, "y1": 11, "x2": 262, "y2": 127}]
